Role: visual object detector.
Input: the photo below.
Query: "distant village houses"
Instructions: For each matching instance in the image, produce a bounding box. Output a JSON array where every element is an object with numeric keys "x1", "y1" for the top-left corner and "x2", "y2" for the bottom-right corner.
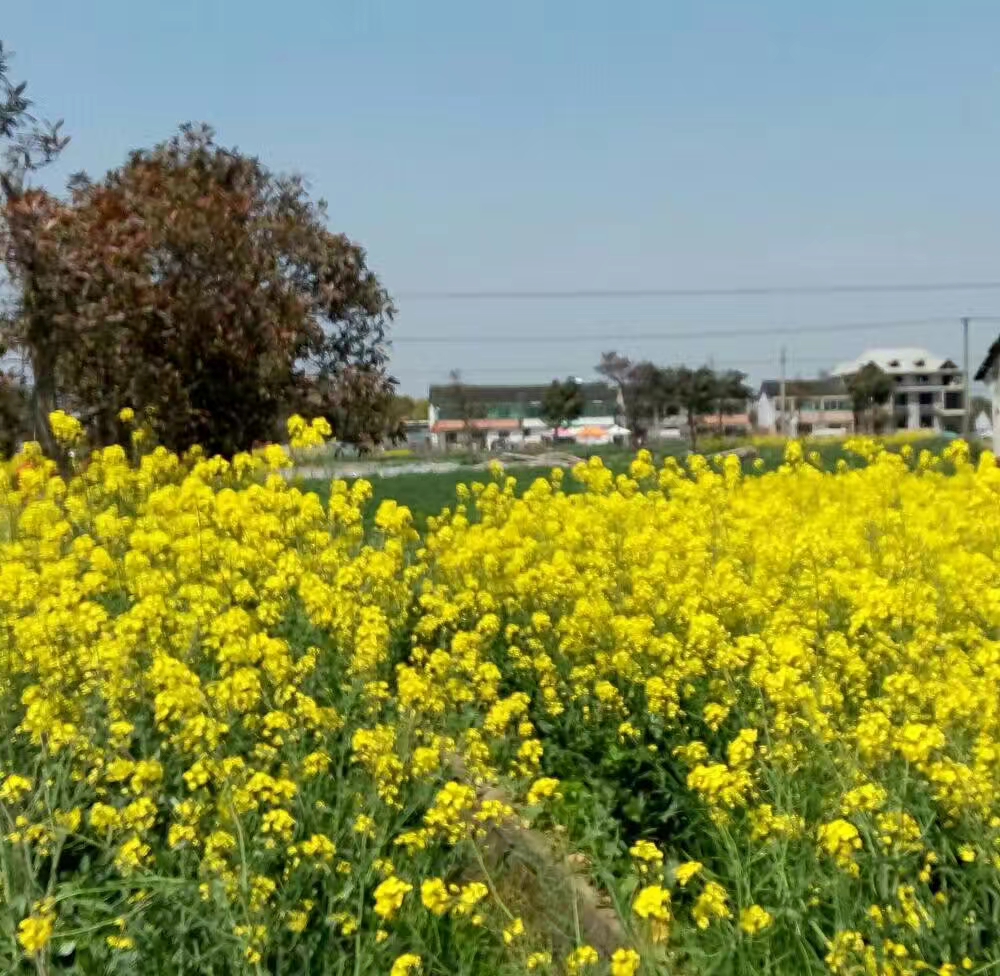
[
  {"x1": 412, "y1": 345, "x2": 970, "y2": 453},
  {"x1": 757, "y1": 376, "x2": 853, "y2": 438},
  {"x1": 757, "y1": 347, "x2": 966, "y2": 437},
  {"x1": 427, "y1": 382, "x2": 626, "y2": 450}
]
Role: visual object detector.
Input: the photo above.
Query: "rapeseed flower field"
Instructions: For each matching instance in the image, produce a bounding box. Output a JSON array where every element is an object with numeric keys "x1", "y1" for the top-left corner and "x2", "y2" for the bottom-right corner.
[{"x1": 1, "y1": 415, "x2": 999, "y2": 975}]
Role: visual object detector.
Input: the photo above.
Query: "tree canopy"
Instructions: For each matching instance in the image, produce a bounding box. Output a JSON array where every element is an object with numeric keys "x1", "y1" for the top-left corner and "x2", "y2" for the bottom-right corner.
[
  {"x1": 712, "y1": 368, "x2": 754, "y2": 429},
  {"x1": 660, "y1": 365, "x2": 718, "y2": 448},
  {"x1": 540, "y1": 377, "x2": 585, "y2": 434},
  {"x1": 598, "y1": 352, "x2": 660, "y2": 443},
  {"x1": 847, "y1": 362, "x2": 893, "y2": 433},
  {"x1": 296, "y1": 367, "x2": 403, "y2": 454},
  {"x1": 2, "y1": 124, "x2": 395, "y2": 455},
  {"x1": 393, "y1": 395, "x2": 429, "y2": 422},
  {"x1": 0, "y1": 40, "x2": 68, "y2": 200},
  {"x1": 596, "y1": 353, "x2": 745, "y2": 447}
]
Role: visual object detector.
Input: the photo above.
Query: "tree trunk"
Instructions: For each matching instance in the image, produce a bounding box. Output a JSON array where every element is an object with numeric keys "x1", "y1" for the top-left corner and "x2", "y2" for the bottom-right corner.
[
  {"x1": 28, "y1": 348, "x2": 58, "y2": 457},
  {"x1": 5, "y1": 196, "x2": 59, "y2": 458},
  {"x1": 688, "y1": 409, "x2": 698, "y2": 450}
]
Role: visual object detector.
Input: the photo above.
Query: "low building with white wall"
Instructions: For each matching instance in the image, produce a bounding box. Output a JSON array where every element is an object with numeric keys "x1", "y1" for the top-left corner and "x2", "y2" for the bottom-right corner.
[
  {"x1": 427, "y1": 382, "x2": 623, "y2": 450},
  {"x1": 755, "y1": 377, "x2": 855, "y2": 437},
  {"x1": 975, "y1": 338, "x2": 1000, "y2": 453}
]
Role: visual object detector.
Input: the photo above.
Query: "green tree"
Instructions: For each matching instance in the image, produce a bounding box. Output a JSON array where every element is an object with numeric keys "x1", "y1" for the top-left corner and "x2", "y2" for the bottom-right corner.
[
  {"x1": 540, "y1": 377, "x2": 585, "y2": 436},
  {"x1": 629, "y1": 361, "x2": 673, "y2": 438},
  {"x1": 393, "y1": 395, "x2": 429, "y2": 422},
  {"x1": 2, "y1": 124, "x2": 394, "y2": 455},
  {"x1": 847, "y1": 362, "x2": 893, "y2": 434},
  {"x1": 0, "y1": 41, "x2": 68, "y2": 198},
  {"x1": 713, "y1": 368, "x2": 753, "y2": 433},
  {"x1": 597, "y1": 351, "x2": 646, "y2": 444},
  {"x1": 447, "y1": 369, "x2": 476, "y2": 448},
  {"x1": 661, "y1": 365, "x2": 718, "y2": 449}
]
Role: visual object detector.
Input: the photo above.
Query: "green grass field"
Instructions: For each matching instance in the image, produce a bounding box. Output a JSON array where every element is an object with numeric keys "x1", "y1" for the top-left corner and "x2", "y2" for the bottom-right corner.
[
  {"x1": 297, "y1": 436, "x2": 967, "y2": 526},
  {"x1": 297, "y1": 466, "x2": 593, "y2": 526}
]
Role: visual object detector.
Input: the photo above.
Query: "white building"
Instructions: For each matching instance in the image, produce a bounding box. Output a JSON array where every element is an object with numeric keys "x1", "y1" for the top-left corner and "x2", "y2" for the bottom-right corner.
[
  {"x1": 832, "y1": 347, "x2": 965, "y2": 434},
  {"x1": 426, "y1": 382, "x2": 626, "y2": 450},
  {"x1": 975, "y1": 338, "x2": 1000, "y2": 453}
]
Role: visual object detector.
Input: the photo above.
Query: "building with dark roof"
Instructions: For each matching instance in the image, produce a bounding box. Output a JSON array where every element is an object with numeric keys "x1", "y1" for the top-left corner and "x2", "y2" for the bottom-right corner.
[{"x1": 427, "y1": 382, "x2": 621, "y2": 449}]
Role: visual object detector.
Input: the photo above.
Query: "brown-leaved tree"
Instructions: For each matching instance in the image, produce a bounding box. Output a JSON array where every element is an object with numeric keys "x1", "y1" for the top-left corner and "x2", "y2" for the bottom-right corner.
[{"x1": 2, "y1": 124, "x2": 395, "y2": 454}]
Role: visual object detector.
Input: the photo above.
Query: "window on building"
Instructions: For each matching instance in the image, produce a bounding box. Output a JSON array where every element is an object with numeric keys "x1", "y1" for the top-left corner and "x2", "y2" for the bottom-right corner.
[
  {"x1": 914, "y1": 359, "x2": 925, "y2": 367},
  {"x1": 896, "y1": 393, "x2": 908, "y2": 406},
  {"x1": 945, "y1": 391, "x2": 962, "y2": 410},
  {"x1": 918, "y1": 392, "x2": 933, "y2": 406},
  {"x1": 920, "y1": 415, "x2": 934, "y2": 429},
  {"x1": 917, "y1": 374, "x2": 929, "y2": 384},
  {"x1": 889, "y1": 360, "x2": 900, "y2": 368}
]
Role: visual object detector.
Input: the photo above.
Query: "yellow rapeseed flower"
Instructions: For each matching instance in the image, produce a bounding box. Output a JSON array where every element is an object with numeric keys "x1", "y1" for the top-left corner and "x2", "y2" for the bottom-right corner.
[
  {"x1": 610, "y1": 948, "x2": 641, "y2": 976},
  {"x1": 740, "y1": 905, "x2": 774, "y2": 935},
  {"x1": 17, "y1": 907, "x2": 55, "y2": 956},
  {"x1": 390, "y1": 954, "x2": 422, "y2": 976},
  {"x1": 373, "y1": 876, "x2": 413, "y2": 920}
]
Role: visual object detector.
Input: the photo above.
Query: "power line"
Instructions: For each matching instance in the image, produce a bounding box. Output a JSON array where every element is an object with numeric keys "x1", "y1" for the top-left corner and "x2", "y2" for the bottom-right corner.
[
  {"x1": 396, "y1": 281, "x2": 1000, "y2": 302},
  {"x1": 401, "y1": 356, "x2": 833, "y2": 376},
  {"x1": 392, "y1": 316, "x2": 952, "y2": 345}
]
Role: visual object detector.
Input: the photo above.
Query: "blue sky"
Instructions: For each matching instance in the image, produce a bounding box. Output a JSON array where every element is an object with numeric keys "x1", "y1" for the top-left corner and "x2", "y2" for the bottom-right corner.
[{"x1": 6, "y1": 0, "x2": 1000, "y2": 393}]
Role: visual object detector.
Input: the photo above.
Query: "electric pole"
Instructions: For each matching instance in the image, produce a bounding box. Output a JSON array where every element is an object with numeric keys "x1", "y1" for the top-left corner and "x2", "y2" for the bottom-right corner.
[
  {"x1": 962, "y1": 317, "x2": 971, "y2": 436},
  {"x1": 779, "y1": 346, "x2": 787, "y2": 436}
]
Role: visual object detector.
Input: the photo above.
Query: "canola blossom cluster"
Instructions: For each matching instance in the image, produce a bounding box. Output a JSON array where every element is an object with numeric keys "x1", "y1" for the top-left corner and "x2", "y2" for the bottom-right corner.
[{"x1": 0, "y1": 420, "x2": 998, "y2": 975}]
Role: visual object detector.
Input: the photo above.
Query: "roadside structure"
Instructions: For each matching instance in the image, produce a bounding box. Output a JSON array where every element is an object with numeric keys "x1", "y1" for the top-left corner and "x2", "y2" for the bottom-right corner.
[
  {"x1": 975, "y1": 338, "x2": 1000, "y2": 454},
  {"x1": 427, "y1": 382, "x2": 623, "y2": 450}
]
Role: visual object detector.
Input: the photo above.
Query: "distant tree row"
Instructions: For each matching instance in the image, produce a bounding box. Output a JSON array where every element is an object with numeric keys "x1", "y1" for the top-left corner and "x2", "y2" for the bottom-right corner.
[
  {"x1": 595, "y1": 353, "x2": 753, "y2": 448},
  {"x1": 0, "y1": 43, "x2": 398, "y2": 457},
  {"x1": 439, "y1": 362, "x2": 754, "y2": 450},
  {"x1": 590, "y1": 355, "x2": 949, "y2": 440}
]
